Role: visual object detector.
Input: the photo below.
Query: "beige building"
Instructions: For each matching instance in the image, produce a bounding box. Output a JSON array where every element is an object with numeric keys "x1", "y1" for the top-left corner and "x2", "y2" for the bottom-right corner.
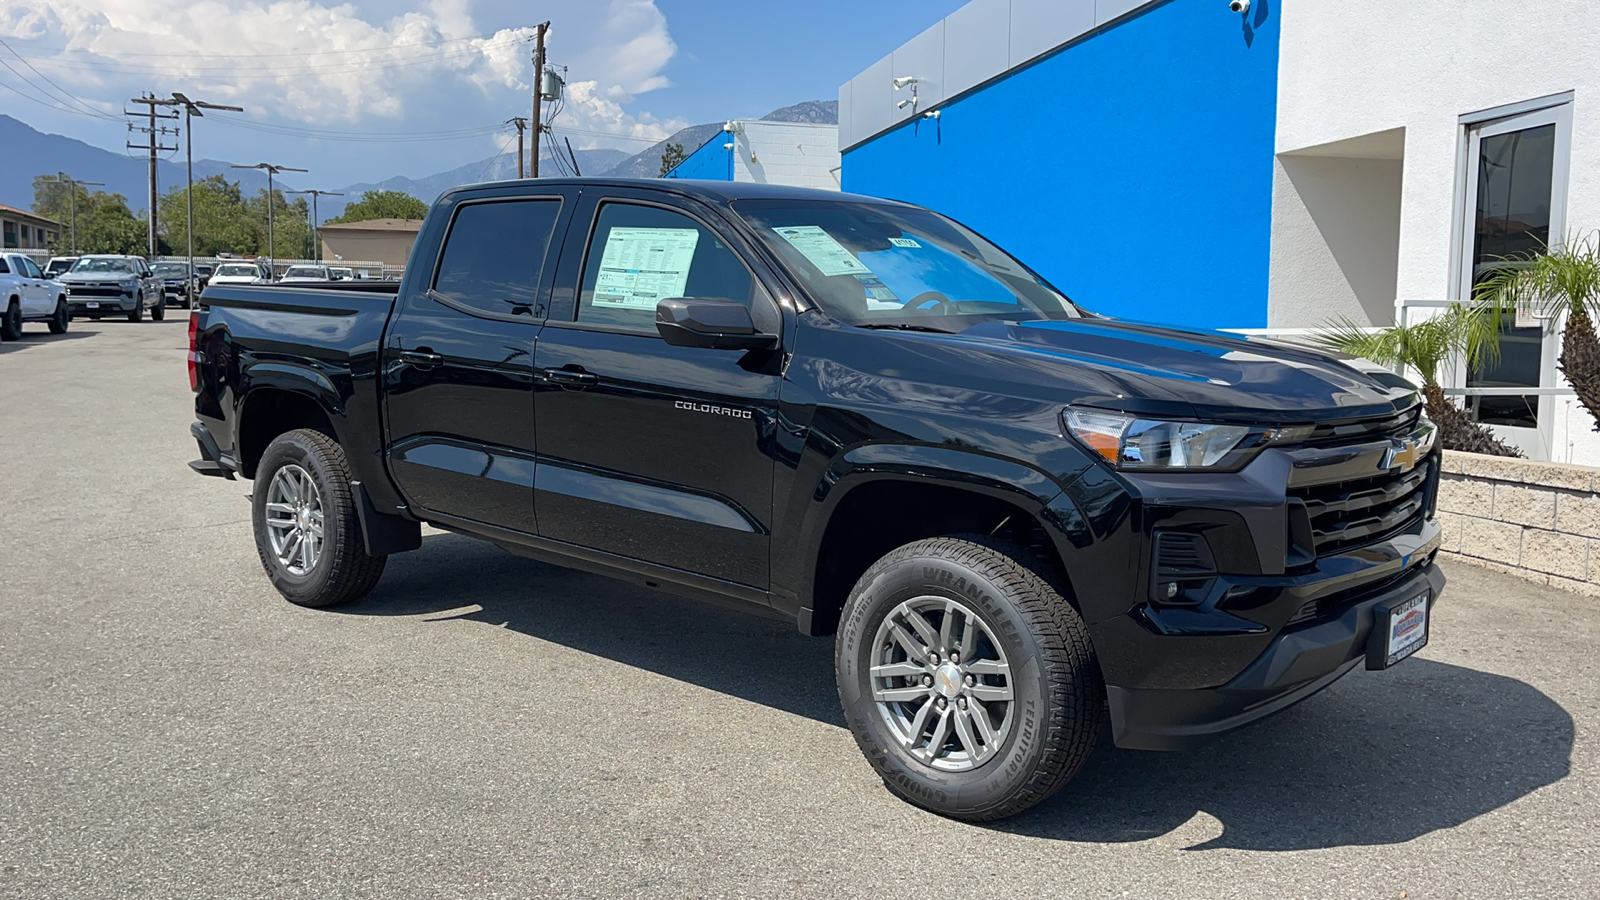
[
  {"x1": 318, "y1": 218, "x2": 423, "y2": 268},
  {"x1": 1, "y1": 204, "x2": 61, "y2": 251}
]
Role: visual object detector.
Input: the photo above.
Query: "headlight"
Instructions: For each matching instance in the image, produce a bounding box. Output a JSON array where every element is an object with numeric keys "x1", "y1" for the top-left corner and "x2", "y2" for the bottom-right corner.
[{"x1": 1064, "y1": 407, "x2": 1311, "y2": 471}]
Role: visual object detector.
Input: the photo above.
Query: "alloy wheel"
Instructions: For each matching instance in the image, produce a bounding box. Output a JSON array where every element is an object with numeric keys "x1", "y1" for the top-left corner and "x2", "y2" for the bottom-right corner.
[{"x1": 263, "y1": 463, "x2": 325, "y2": 576}]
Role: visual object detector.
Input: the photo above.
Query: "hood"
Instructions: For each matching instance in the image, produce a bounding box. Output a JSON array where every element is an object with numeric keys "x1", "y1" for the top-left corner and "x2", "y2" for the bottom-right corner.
[
  {"x1": 943, "y1": 318, "x2": 1417, "y2": 424},
  {"x1": 60, "y1": 272, "x2": 137, "y2": 284}
]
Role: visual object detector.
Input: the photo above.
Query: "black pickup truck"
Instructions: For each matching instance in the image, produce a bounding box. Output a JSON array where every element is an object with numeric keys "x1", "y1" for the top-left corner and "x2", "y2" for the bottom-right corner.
[{"x1": 188, "y1": 178, "x2": 1444, "y2": 821}]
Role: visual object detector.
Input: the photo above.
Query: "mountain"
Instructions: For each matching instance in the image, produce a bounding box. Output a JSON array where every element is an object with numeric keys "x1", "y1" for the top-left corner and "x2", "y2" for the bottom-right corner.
[
  {"x1": 327, "y1": 145, "x2": 630, "y2": 218},
  {"x1": 600, "y1": 99, "x2": 840, "y2": 181}
]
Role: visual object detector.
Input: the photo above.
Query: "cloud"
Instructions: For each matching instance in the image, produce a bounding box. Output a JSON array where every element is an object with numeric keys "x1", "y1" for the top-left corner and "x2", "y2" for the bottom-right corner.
[{"x1": 0, "y1": 0, "x2": 682, "y2": 148}]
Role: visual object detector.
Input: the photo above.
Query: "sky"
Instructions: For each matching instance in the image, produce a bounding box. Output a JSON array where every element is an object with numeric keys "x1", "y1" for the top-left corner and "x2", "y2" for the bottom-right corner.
[{"x1": 0, "y1": 0, "x2": 967, "y2": 187}]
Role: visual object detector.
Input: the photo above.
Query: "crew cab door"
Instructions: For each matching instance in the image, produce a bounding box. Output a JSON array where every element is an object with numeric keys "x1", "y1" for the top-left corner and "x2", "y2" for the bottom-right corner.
[
  {"x1": 383, "y1": 190, "x2": 572, "y2": 533},
  {"x1": 532, "y1": 191, "x2": 783, "y2": 587},
  {"x1": 16, "y1": 256, "x2": 52, "y2": 314}
]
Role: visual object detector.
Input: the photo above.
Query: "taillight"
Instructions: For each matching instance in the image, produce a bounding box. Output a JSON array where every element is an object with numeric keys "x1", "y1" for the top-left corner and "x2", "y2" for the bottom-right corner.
[{"x1": 187, "y1": 310, "x2": 200, "y2": 391}]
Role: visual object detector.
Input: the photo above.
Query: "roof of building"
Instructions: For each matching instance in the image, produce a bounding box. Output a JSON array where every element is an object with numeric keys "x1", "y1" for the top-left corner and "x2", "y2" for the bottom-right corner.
[
  {"x1": 440, "y1": 176, "x2": 902, "y2": 207},
  {"x1": 318, "y1": 218, "x2": 424, "y2": 232},
  {"x1": 0, "y1": 203, "x2": 61, "y2": 227}
]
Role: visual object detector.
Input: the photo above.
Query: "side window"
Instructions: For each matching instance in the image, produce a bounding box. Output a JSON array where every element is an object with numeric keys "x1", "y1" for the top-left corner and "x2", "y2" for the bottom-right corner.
[
  {"x1": 0, "y1": 258, "x2": 9, "y2": 275},
  {"x1": 432, "y1": 198, "x2": 562, "y2": 317},
  {"x1": 576, "y1": 202, "x2": 754, "y2": 331},
  {"x1": 21, "y1": 257, "x2": 42, "y2": 278}
]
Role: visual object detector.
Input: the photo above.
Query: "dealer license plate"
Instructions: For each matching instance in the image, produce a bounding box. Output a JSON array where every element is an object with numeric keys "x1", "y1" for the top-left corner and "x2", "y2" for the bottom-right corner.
[
  {"x1": 1369, "y1": 592, "x2": 1429, "y2": 669},
  {"x1": 85, "y1": 301, "x2": 99, "y2": 309}
]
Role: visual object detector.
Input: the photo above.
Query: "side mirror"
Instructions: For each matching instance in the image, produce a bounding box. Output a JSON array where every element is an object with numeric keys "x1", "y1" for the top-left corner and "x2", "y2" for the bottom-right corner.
[{"x1": 656, "y1": 297, "x2": 778, "y2": 351}]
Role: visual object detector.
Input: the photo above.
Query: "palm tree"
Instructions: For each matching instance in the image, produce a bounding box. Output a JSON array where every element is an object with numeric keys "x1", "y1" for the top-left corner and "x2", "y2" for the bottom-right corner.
[
  {"x1": 1473, "y1": 234, "x2": 1600, "y2": 434},
  {"x1": 1314, "y1": 306, "x2": 1522, "y2": 456}
]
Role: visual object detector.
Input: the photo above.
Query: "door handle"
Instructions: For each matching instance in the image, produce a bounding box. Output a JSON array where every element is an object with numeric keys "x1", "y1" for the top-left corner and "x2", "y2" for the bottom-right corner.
[
  {"x1": 542, "y1": 367, "x2": 599, "y2": 387},
  {"x1": 400, "y1": 348, "x2": 443, "y2": 369}
]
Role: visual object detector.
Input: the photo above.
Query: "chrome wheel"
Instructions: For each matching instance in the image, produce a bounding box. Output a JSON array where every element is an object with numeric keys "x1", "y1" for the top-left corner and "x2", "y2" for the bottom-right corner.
[
  {"x1": 870, "y1": 595, "x2": 1014, "y2": 772},
  {"x1": 263, "y1": 463, "x2": 324, "y2": 576}
]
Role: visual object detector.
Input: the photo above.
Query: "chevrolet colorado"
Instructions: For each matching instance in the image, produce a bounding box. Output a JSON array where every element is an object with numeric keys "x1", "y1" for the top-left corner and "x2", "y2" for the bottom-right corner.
[{"x1": 188, "y1": 178, "x2": 1444, "y2": 821}]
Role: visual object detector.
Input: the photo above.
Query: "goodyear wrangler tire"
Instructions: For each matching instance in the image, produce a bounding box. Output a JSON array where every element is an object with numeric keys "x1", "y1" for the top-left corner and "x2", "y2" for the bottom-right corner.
[
  {"x1": 253, "y1": 429, "x2": 387, "y2": 608},
  {"x1": 835, "y1": 535, "x2": 1102, "y2": 821}
]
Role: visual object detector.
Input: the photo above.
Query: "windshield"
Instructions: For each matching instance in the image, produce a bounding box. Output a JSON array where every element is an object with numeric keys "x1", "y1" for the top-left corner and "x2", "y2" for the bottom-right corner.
[
  {"x1": 153, "y1": 264, "x2": 187, "y2": 276},
  {"x1": 283, "y1": 267, "x2": 324, "y2": 278},
  {"x1": 216, "y1": 264, "x2": 258, "y2": 277},
  {"x1": 196, "y1": 265, "x2": 214, "y2": 275},
  {"x1": 73, "y1": 258, "x2": 137, "y2": 275},
  {"x1": 45, "y1": 260, "x2": 74, "y2": 275},
  {"x1": 734, "y1": 199, "x2": 1080, "y2": 331}
]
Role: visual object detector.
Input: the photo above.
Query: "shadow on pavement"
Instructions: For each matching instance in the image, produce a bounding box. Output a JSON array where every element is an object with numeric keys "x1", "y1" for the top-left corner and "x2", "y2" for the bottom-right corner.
[
  {"x1": 345, "y1": 532, "x2": 1574, "y2": 850},
  {"x1": 0, "y1": 328, "x2": 97, "y2": 354}
]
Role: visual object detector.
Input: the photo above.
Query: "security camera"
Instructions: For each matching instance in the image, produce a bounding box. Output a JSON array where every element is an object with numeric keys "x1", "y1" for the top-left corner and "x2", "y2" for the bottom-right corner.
[
  {"x1": 895, "y1": 98, "x2": 914, "y2": 110},
  {"x1": 1229, "y1": 0, "x2": 1249, "y2": 12},
  {"x1": 892, "y1": 76, "x2": 918, "y2": 90}
]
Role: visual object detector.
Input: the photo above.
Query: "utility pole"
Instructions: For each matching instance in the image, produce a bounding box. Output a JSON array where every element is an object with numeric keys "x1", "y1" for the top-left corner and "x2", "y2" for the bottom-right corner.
[
  {"x1": 506, "y1": 117, "x2": 528, "y2": 178},
  {"x1": 531, "y1": 21, "x2": 548, "y2": 178},
  {"x1": 162, "y1": 94, "x2": 243, "y2": 292},
  {"x1": 232, "y1": 162, "x2": 307, "y2": 275},
  {"x1": 128, "y1": 94, "x2": 178, "y2": 257},
  {"x1": 38, "y1": 173, "x2": 104, "y2": 255},
  {"x1": 285, "y1": 190, "x2": 343, "y2": 262}
]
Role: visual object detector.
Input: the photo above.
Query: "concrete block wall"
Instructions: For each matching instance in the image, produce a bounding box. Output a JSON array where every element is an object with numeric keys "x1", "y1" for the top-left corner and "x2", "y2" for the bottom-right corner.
[
  {"x1": 736, "y1": 123, "x2": 840, "y2": 191},
  {"x1": 1436, "y1": 450, "x2": 1600, "y2": 598}
]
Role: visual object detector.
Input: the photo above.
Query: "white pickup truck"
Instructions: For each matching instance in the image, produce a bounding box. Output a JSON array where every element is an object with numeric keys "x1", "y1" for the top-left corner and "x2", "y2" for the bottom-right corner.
[{"x1": 0, "y1": 252, "x2": 69, "y2": 340}]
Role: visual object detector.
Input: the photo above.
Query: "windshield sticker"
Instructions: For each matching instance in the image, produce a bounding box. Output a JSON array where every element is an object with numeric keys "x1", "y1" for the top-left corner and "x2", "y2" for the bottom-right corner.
[
  {"x1": 773, "y1": 225, "x2": 871, "y2": 277},
  {"x1": 592, "y1": 227, "x2": 700, "y2": 309},
  {"x1": 853, "y1": 274, "x2": 901, "y2": 309},
  {"x1": 888, "y1": 237, "x2": 921, "y2": 249}
]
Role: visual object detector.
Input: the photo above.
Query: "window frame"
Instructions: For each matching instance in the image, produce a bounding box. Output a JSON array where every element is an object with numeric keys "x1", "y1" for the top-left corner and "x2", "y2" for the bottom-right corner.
[
  {"x1": 558, "y1": 196, "x2": 777, "y2": 338},
  {"x1": 424, "y1": 194, "x2": 566, "y2": 323}
]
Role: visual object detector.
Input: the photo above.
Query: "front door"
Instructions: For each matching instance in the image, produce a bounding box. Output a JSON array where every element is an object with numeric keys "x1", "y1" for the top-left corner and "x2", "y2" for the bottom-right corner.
[
  {"x1": 1454, "y1": 98, "x2": 1572, "y2": 459},
  {"x1": 384, "y1": 193, "x2": 569, "y2": 533},
  {"x1": 532, "y1": 193, "x2": 783, "y2": 587}
]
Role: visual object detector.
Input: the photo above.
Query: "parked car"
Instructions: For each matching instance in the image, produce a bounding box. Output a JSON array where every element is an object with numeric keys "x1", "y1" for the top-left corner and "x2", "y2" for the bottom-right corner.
[
  {"x1": 0, "y1": 251, "x2": 70, "y2": 339},
  {"x1": 206, "y1": 262, "x2": 268, "y2": 287},
  {"x1": 152, "y1": 262, "x2": 201, "y2": 309},
  {"x1": 194, "y1": 263, "x2": 215, "y2": 290},
  {"x1": 43, "y1": 256, "x2": 79, "y2": 279},
  {"x1": 278, "y1": 264, "x2": 334, "y2": 283},
  {"x1": 58, "y1": 255, "x2": 166, "y2": 322},
  {"x1": 188, "y1": 179, "x2": 1444, "y2": 822},
  {"x1": 329, "y1": 266, "x2": 355, "y2": 281}
]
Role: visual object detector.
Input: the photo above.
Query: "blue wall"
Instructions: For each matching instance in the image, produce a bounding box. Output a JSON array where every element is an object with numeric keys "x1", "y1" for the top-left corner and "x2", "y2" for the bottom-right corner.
[
  {"x1": 666, "y1": 133, "x2": 733, "y2": 180},
  {"x1": 841, "y1": 0, "x2": 1279, "y2": 328}
]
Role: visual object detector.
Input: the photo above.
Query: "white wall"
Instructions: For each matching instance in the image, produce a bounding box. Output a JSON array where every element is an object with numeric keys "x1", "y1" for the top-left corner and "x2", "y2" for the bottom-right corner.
[
  {"x1": 1275, "y1": 0, "x2": 1600, "y2": 466},
  {"x1": 733, "y1": 122, "x2": 840, "y2": 191}
]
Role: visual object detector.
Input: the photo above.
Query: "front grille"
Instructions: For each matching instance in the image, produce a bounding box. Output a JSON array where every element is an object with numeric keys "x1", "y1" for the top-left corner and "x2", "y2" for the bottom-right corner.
[
  {"x1": 1303, "y1": 407, "x2": 1421, "y2": 447},
  {"x1": 67, "y1": 284, "x2": 124, "y2": 298},
  {"x1": 1285, "y1": 568, "x2": 1415, "y2": 627},
  {"x1": 1289, "y1": 460, "x2": 1432, "y2": 557}
]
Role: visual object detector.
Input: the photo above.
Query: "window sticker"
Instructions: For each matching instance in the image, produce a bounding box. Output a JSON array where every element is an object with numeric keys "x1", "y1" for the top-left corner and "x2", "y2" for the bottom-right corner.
[
  {"x1": 888, "y1": 237, "x2": 921, "y2": 249},
  {"x1": 592, "y1": 226, "x2": 701, "y2": 309},
  {"x1": 773, "y1": 225, "x2": 871, "y2": 277},
  {"x1": 854, "y1": 273, "x2": 901, "y2": 309}
]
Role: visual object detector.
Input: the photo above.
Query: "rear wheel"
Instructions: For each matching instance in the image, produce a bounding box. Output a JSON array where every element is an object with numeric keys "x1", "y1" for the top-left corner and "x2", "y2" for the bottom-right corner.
[
  {"x1": 836, "y1": 535, "x2": 1102, "y2": 821},
  {"x1": 48, "y1": 298, "x2": 69, "y2": 334},
  {"x1": 0, "y1": 300, "x2": 20, "y2": 340},
  {"x1": 252, "y1": 429, "x2": 387, "y2": 607}
]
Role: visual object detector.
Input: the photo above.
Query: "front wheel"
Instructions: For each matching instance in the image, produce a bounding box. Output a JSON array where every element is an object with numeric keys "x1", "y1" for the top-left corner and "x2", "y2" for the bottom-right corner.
[
  {"x1": 252, "y1": 429, "x2": 387, "y2": 607},
  {"x1": 151, "y1": 294, "x2": 166, "y2": 321},
  {"x1": 836, "y1": 536, "x2": 1102, "y2": 821},
  {"x1": 48, "y1": 298, "x2": 69, "y2": 334},
  {"x1": 127, "y1": 295, "x2": 143, "y2": 323},
  {"x1": 0, "y1": 300, "x2": 19, "y2": 340}
]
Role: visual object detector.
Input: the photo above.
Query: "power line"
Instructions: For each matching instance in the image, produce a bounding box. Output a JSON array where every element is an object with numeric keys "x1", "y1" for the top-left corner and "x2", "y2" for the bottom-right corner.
[
  {"x1": 24, "y1": 38, "x2": 527, "y2": 77},
  {"x1": 549, "y1": 125, "x2": 672, "y2": 145},
  {"x1": 0, "y1": 37, "x2": 118, "y2": 120},
  {"x1": 16, "y1": 32, "x2": 513, "y2": 59},
  {"x1": 206, "y1": 116, "x2": 507, "y2": 143}
]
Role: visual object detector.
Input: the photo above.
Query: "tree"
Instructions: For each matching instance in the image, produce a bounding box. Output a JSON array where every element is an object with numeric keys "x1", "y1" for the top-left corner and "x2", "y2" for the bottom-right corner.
[
  {"x1": 325, "y1": 190, "x2": 427, "y2": 224},
  {"x1": 1474, "y1": 235, "x2": 1600, "y2": 433},
  {"x1": 247, "y1": 188, "x2": 311, "y2": 260},
  {"x1": 1314, "y1": 307, "x2": 1523, "y2": 456},
  {"x1": 158, "y1": 175, "x2": 256, "y2": 257},
  {"x1": 659, "y1": 142, "x2": 686, "y2": 177},
  {"x1": 30, "y1": 176, "x2": 146, "y2": 255}
]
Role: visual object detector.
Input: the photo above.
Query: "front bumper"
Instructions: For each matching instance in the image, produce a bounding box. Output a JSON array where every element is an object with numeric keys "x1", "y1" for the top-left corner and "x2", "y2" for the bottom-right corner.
[
  {"x1": 1108, "y1": 555, "x2": 1444, "y2": 750},
  {"x1": 68, "y1": 296, "x2": 135, "y2": 313}
]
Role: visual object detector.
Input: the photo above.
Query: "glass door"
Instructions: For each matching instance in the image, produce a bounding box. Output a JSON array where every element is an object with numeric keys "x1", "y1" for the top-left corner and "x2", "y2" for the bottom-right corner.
[{"x1": 1454, "y1": 100, "x2": 1572, "y2": 459}]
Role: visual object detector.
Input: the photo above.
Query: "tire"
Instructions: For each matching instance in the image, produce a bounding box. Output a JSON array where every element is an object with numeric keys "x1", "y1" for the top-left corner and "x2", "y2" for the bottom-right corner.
[
  {"x1": 0, "y1": 299, "x2": 20, "y2": 341},
  {"x1": 47, "y1": 298, "x2": 69, "y2": 335},
  {"x1": 835, "y1": 535, "x2": 1102, "y2": 821},
  {"x1": 127, "y1": 294, "x2": 143, "y2": 323},
  {"x1": 252, "y1": 428, "x2": 387, "y2": 608},
  {"x1": 152, "y1": 294, "x2": 166, "y2": 322}
]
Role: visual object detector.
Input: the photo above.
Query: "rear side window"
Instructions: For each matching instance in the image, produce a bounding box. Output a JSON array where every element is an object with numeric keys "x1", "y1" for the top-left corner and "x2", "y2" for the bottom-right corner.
[
  {"x1": 433, "y1": 198, "x2": 562, "y2": 317},
  {"x1": 576, "y1": 202, "x2": 754, "y2": 331},
  {"x1": 0, "y1": 258, "x2": 9, "y2": 275},
  {"x1": 21, "y1": 257, "x2": 44, "y2": 278}
]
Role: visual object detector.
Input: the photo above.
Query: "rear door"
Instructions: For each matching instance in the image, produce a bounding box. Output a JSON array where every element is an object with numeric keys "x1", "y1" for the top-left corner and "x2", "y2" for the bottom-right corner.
[
  {"x1": 384, "y1": 190, "x2": 573, "y2": 533},
  {"x1": 531, "y1": 190, "x2": 784, "y2": 587}
]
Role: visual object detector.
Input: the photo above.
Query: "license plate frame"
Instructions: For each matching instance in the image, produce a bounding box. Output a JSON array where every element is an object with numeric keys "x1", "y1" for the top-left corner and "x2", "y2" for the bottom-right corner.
[
  {"x1": 1366, "y1": 591, "x2": 1430, "y2": 670},
  {"x1": 85, "y1": 301, "x2": 99, "y2": 309}
]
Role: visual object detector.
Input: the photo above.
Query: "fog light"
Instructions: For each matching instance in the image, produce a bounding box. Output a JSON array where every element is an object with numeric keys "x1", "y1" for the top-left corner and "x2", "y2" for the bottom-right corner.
[{"x1": 1164, "y1": 582, "x2": 1180, "y2": 600}]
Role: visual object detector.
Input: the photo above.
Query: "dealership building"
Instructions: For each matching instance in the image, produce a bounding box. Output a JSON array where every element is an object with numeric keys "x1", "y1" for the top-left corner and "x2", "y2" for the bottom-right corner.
[{"x1": 838, "y1": 0, "x2": 1600, "y2": 465}]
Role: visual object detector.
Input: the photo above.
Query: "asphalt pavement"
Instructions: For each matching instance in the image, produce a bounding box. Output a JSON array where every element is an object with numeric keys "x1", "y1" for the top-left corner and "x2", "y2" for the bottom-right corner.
[{"x1": 1, "y1": 319, "x2": 1596, "y2": 899}]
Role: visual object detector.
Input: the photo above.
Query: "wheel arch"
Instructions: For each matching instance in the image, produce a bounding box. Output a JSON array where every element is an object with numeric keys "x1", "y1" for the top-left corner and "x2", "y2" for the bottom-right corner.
[{"x1": 235, "y1": 377, "x2": 342, "y2": 479}]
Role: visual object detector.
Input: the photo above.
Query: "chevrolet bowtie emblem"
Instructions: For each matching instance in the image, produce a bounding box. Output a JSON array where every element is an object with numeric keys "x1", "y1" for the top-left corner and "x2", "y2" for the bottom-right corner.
[{"x1": 1382, "y1": 437, "x2": 1423, "y2": 473}]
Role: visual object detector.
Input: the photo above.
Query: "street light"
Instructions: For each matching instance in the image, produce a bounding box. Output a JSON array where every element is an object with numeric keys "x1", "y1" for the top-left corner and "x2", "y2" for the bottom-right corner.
[
  {"x1": 164, "y1": 93, "x2": 243, "y2": 293},
  {"x1": 231, "y1": 161, "x2": 307, "y2": 276},
  {"x1": 37, "y1": 173, "x2": 104, "y2": 255},
  {"x1": 285, "y1": 189, "x2": 343, "y2": 263}
]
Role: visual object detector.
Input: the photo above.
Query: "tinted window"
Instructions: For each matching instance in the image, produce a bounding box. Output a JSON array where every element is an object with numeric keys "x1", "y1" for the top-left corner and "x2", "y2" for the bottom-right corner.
[
  {"x1": 21, "y1": 257, "x2": 42, "y2": 278},
  {"x1": 75, "y1": 258, "x2": 136, "y2": 274},
  {"x1": 0, "y1": 258, "x2": 9, "y2": 275},
  {"x1": 433, "y1": 199, "x2": 561, "y2": 317},
  {"x1": 576, "y1": 203, "x2": 753, "y2": 331},
  {"x1": 216, "y1": 264, "x2": 257, "y2": 277}
]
